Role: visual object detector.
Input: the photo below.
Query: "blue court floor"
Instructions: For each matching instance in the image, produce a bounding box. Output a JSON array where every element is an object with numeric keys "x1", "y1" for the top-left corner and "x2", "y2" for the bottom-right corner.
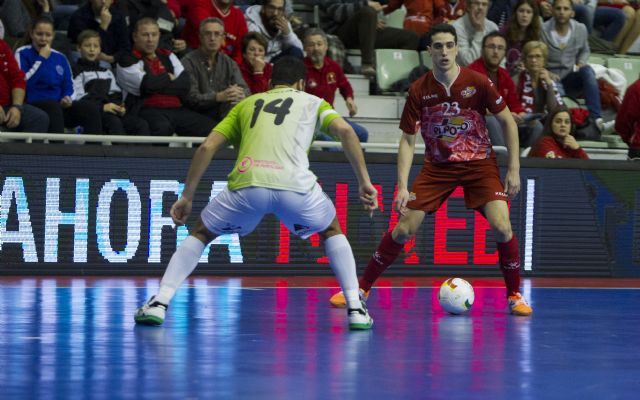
[{"x1": 1, "y1": 277, "x2": 639, "y2": 399}]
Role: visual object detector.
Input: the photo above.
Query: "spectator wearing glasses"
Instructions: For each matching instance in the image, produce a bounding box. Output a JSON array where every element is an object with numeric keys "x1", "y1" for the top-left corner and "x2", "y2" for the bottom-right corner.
[
  {"x1": 181, "y1": 0, "x2": 248, "y2": 64},
  {"x1": 245, "y1": 0, "x2": 304, "y2": 62},
  {"x1": 181, "y1": 18, "x2": 249, "y2": 123},
  {"x1": 116, "y1": 18, "x2": 217, "y2": 137},
  {"x1": 452, "y1": 0, "x2": 499, "y2": 66},
  {"x1": 469, "y1": 31, "x2": 544, "y2": 148}
]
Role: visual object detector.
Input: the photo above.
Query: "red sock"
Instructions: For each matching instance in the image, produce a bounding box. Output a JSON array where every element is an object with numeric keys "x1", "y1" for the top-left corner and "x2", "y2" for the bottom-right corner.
[
  {"x1": 359, "y1": 232, "x2": 404, "y2": 291},
  {"x1": 496, "y1": 236, "x2": 521, "y2": 297}
]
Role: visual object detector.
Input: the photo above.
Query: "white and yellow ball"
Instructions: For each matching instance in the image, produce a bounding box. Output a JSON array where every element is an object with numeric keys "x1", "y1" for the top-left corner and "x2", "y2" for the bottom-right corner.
[{"x1": 438, "y1": 278, "x2": 474, "y2": 314}]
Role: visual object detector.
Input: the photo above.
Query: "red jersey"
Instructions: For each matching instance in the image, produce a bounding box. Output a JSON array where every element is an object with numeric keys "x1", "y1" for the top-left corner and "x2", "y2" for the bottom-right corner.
[
  {"x1": 400, "y1": 67, "x2": 506, "y2": 163},
  {"x1": 239, "y1": 60, "x2": 272, "y2": 94},
  {"x1": 615, "y1": 79, "x2": 640, "y2": 150},
  {"x1": 303, "y1": 56, "x2": 353, "y2": 105},
  {"x1": 528, "y1": 136, "x2": 589, "y2": 159},
  {"x1": 0, "y1": 40, "x2": 26, "y2": 107},
  {"x1": 182, "y1": 0, "x2": 248, "y2": 64},
  {"x1": 434, "y1": 0, "x2": 466, "y2": 24},
  {"x1": 468, "y1": 58, "x2": 524, "y2": 113}
]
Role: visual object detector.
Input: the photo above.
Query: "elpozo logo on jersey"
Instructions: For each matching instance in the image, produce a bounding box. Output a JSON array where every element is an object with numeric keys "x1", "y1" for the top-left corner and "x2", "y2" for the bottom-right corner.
[{"x1": 461, "y1": 86, "x2": 476, "y2": 98}]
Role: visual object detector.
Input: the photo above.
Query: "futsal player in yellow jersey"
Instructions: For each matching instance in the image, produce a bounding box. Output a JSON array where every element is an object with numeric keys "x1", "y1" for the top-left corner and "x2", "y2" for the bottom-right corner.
[{"x1": 135, "y1": 57, "x2": 379, "y2": 330}]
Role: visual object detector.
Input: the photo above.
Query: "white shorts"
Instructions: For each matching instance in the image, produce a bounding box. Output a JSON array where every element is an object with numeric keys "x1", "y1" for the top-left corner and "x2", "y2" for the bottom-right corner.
[{"x1": 200, "y1": 184, "x2": 336, "y2": 239}]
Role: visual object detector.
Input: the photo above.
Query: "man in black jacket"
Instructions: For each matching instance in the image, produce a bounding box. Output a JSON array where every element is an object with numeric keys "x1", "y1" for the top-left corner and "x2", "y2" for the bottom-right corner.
[
  {"x1": 67, "y1": 0, "x2": 131, "y2": 64},
  {"x1": 116, "y1": 17, "x2": 216, "y2": 137}
]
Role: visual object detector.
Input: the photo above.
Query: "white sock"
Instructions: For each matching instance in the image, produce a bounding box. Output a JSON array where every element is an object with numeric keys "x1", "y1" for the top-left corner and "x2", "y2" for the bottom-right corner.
[
  {"x1": 324, "y1": 234, "x2": 361, "y2": 310},
  {"x1": 155, "y1": 236, "x2": 206, "y2": 305}
]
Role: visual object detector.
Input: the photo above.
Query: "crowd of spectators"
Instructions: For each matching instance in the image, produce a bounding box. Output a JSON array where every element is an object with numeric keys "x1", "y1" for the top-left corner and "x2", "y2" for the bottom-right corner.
[{"x1": 0, "y1": 0, "x2": 638, "y2": 159}]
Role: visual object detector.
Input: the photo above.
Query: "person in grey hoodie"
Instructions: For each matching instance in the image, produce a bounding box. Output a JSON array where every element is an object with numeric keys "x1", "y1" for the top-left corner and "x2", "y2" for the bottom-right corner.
[
  {"x1": 540, "y1": 0, "x2": 602, "y2": 129},
  {"x1": 244, "y1": 0, "x2": 304, "y2": 62}
]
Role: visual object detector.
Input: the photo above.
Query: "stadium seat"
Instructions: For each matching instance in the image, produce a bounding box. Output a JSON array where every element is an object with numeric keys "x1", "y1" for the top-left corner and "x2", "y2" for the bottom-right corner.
[
  {"x1": 383, "y1": 6, "x2": 406, "y2": 29},
  {"x1": 588, "y1": 55, "x2": 607, "y2": 66},
  {"x1": 606, "y1": 57, "x2": 640, "y2": 92},
  {"x1": 375, "y1": 49, "x2": 420, "y2": 92},
  {"x1": 419, "y1": 50, "x2": 434, "y2": 70}
]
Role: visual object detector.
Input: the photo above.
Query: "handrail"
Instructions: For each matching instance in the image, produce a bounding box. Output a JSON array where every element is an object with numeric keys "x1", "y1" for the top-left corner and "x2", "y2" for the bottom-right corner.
[{"x1": 0, "y1": 131, "x2": 428, "y2": 151}]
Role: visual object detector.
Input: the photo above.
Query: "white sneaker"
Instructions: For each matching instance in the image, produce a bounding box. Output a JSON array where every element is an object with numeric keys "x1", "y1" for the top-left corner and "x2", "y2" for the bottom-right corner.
[
  {"x1": 347, "y1": 293, "x2": 373, "y2": 330},
  {"x1": 134, "y1": 296, "x2": 168, "y2": 325}
]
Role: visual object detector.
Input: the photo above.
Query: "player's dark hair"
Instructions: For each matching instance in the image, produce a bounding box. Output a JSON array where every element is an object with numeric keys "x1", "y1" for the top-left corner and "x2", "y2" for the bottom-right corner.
[
  {"x1": 425, "y1": 23, "x2": 458, "y2": 46},
  {"x1": 271, "y1": 56, "x2": 307, "y2": 85},
  {"x1": 481, "y1": 31, "x2": 506, "y2": 48}
]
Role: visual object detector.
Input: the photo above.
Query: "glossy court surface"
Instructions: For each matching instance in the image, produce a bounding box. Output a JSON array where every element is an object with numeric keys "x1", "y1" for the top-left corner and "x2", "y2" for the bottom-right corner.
[{"x1": 1, "y1": 277, "x2": 639, "y2": 399}]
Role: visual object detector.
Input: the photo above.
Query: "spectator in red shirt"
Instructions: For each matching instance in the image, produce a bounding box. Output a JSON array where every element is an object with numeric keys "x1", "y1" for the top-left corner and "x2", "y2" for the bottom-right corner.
[
  {"x1": 433, "y1": 0, "x2": 466, "y2": 24},
  {"x1": 181, "y1": 0, "x2": 248, "y2": 64},
  {"x1": 303, "y1": 28, "x2": 368, "y2": 144},
  {"x1": 529, "y1": 106, "x2": 588, "y2": 158},
  {"x1": 239, "y1": 32, "x2": 272, "y2": 94},
  {"x1": 384, "y1": 0, "x2": 436, "y2": 36},
  {"x1": 615, "y1": 77, "x2": 640, "y2": 160},
  {"x1": 116, "y1": 18, "x2": 216, "y2": 137},
  {"x1": 469, "y1": 31, "x2": 542, "y2": 148},
  {"x1": 0, "y1": 38, "x2": 49, "y2": 132}
]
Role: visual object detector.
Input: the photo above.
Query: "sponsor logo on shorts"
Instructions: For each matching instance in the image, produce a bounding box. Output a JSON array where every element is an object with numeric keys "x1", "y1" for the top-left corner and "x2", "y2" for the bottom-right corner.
[
  {"x1": 461, "y1": 86, "x2": 476, "y2": 98},
  {"x1": 495, "y1": 191, "x2": 508, "y2": 197},
  {"x1": 220, "y1": 223, "x2": 242, "y2": 233},
  {"x1": 293, "y1": 223, "x2": 311, "y2": 236},
  {"x1": 238, "y1": 156, "x2": 253, "y2": 173},
  {"x1": 409, "y1": 192, "x2": 417, "y2": 201}
]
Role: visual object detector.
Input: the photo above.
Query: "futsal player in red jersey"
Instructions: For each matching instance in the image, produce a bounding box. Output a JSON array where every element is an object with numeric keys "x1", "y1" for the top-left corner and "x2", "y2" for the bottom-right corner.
[{"x1": 330, "y1": 23, "x2": 533, "y2": 316}]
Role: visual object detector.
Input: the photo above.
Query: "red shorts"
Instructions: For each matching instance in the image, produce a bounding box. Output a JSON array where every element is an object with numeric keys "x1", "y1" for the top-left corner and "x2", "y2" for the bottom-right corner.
[{"x1": 406, "y1": 158, "x2": 509, "y2": 213}]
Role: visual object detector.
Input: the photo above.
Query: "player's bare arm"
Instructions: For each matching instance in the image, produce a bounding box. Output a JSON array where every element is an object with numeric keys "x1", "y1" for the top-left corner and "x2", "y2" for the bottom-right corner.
[
  {"x1": 328, "y1": 117, "x2": 378, "y2": 215},
  {"x1": 395, "y1": 132, "x2": 417, "y2": 215},
  {"x1": 494, "y1": 106, "x2": 521, "y2": 198},
  {"x1": 170, "y1": 131, "x2": 228, "y2": 225}
]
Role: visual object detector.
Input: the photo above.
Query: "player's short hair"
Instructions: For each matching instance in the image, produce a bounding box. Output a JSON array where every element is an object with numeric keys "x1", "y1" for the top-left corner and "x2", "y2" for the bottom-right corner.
[
  {"x1": 199, "y1": 17, "x2": 224, "y2": 34},
  {"x1": 522, "y1": 40, "x2": 548, "y2": 62},
  {"x1": 425, "y1": 23, "x2": 458, "y2": 46},
  {"x1": 134, "y1": 17, "x2": 159, "y2": 34},
  {"x1": 303, "y1": 27, "x2": 328, "y2": 44},
  {"x1": 241, "y1": 31, "x2": 268, "y2": 54},
  {"x1": 271, "y1": 56, "x2": 307, "y2": 85},
  {"x1": 77, "y1": 29, "x2": 101, "y2": 46},
  {"x1": 481, "y1": 31, "x2": 506, "y2": 48}
]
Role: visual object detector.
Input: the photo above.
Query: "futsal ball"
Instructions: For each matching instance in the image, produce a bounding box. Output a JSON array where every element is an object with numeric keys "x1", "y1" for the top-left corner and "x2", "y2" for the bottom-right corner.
[{"x1": 438, "y1": 278, "x2": 474, "y2": 314}]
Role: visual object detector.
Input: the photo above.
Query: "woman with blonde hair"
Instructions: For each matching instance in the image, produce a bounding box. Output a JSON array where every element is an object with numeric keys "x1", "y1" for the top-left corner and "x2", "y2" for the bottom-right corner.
[{"x1": 516, "y1": 40, "x2": 563, "y2": 117}]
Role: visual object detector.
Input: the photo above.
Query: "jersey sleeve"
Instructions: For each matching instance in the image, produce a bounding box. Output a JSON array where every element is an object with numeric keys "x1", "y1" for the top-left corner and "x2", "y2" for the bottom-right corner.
[
  {"x1": 484, "y1": 75, "x2": 508, "y2": 115},
  {"x1": 317, "y1": 99, "x2": 340, "y2": 134},
  {"x1": 399, "y1": 80, "x2": 422, "y2": 135},
  {"x1": 213, "y1": 101, "x2": 243, "y2": 146}
]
